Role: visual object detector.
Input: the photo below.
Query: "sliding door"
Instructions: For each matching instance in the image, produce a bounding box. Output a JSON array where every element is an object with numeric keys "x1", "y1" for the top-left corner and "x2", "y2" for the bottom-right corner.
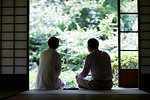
[
  {"x1": 0, "y1": 0, "x2": 29, "y2": 90},
  {"x1": 118, "y1": 0, "x2": 139, "y2": 87}
]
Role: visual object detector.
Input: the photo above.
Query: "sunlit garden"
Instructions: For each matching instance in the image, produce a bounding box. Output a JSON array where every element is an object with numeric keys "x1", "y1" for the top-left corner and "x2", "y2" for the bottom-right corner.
[{"x1": 29, "y1": 0, "x2": 138, "y2": 89}]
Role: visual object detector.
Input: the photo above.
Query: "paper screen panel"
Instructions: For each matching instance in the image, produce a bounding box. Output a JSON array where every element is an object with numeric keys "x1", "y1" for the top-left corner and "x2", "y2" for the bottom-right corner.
[
  {"x1": 2, "y1": 0, "x2": 14, "y2": 7},
  {"x1": 15, "y1": 67, "x2": 27, "y2": 74},
  {"x1": 2, "y1": 16, "x2": 14, "y2": 23},
  {"x1": 2, "y1": 8, "x2": 14, "y2": 15},
  {"x1": 15, "y1": 33, "x2": 27, "y2": 40},
  {"x1": 2, "y1": 41, "x2": 13, "y2": 48},
  {"x1": 2, "y1": 67, "x2": 13, "y2": 74},
  {"x1": 2, "y1": 58, "x2": 13, "y2": 66},
  {"x1": 15, "y1": 0, "x2": 27, "y2": 6},
  {"x1": 15, "y1": 50, "x2": 27, "y2": 57},
  {"x1": 2, "y1": 25, "x2": 14, "y2": 32},
  {"x1": 15, "y1": 8, "x2": 27, "y2": 15},
  {"x1": 15, "y1": 58, "x2": 27, "y2": 66},
  {"x1": 0, "y1": 0, "x2": 28, "y2": 84},
  {"x1": 15, "y1": 41, "x2": 27, "y2": 48},
  {"x1": 2, "y1": 33, "x2": 13, "y2": 40},
  {"x1": 2, "y1": 50, "x2": 13, "y2": 57},
  {"x1": 15, "y1": 16, "x2": 27, "y2": 23},
  {"x1": 15, "y1": 24, "x2": 27, "y2": 31}
]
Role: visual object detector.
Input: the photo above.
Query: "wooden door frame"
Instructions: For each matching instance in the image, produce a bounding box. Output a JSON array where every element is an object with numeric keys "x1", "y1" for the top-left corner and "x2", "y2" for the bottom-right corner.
[{"x1": 118, "y1": 0, "x2": 139, "y2": 88}]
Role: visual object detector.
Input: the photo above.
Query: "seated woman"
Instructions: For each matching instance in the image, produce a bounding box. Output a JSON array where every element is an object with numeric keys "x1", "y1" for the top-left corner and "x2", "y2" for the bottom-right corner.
[{"x1": 36, "y1": 36, "x2": 64, "y2": 90}]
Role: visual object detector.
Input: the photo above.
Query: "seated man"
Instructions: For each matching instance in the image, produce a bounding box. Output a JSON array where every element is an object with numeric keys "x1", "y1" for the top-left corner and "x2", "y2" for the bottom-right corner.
[
  {"x1": 36, "y1": 36, "x2": 64, "y2": 90},
  {"x1": 76, "y1": 38, "x2": 113, "y2": 90}
]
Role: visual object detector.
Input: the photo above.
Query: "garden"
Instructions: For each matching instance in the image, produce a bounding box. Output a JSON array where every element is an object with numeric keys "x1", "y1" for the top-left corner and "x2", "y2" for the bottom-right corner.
[{"x1": 29, "y1": 0, "x2": 138, "y2": 89}]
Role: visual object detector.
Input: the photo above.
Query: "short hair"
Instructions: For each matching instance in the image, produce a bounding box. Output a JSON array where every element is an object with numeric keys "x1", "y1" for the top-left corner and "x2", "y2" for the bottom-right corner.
[
  {"x1": 48, "y1": 36, "x2": 59, "y2": 49},
  {"x1": 88, "y1": 38, "x2": 99, "y2": 50}
]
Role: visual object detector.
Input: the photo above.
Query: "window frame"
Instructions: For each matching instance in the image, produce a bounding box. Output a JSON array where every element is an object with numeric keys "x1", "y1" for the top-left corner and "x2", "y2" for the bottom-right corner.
[{"x1": 118, "y1": 0, "x2": 139, "y2": 87}]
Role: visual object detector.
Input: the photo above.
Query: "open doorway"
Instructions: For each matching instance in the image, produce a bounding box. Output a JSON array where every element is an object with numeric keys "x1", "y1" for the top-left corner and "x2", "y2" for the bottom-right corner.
[{"x1": 29, "y1": 0, "x2": 138, "y2": 89}]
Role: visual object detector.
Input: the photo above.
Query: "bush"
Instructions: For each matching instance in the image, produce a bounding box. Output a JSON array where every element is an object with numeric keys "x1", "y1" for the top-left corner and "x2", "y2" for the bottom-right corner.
[
  {"x1": 29, "y1": 0, "x2": 138, "y2": 88},
  {"x1": 29, "y1": 68, "x2": 38, "y2": 89},
  {"x1": 121, "y1": 52, "x2": 138, "y2": 69},
  {"x1": 30, "y1": 52, "x2": 138, "y2": 88}
]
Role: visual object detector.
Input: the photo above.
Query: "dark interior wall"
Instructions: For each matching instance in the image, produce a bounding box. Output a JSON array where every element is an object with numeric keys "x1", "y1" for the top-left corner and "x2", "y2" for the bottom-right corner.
[{"x1": 139, "y1": 0, "x2": 150, "y2": 90}]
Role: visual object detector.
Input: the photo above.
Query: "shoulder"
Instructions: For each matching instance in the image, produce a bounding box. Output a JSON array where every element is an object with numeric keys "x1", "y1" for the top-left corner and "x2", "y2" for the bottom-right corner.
[
  {"x1": 40, "y1": 49, "x2": 59, "y2": 56},
  {"x1": 91, "y1": 50, "x2": 110, "y2": 57},
  {"x1": 86, "y1": 52, "x2": 93, "y2": 60},
  {"x1": 40, "y1": 49, "x2": 50, "y2": 55},
  {"x1": 101, "y1": 51, "x2": 111, "y2": 59},
  {"x1": 101, "y1": 51, "x2": 109, "y2": 55},
  {"x1": 103, "y1": 51, "x2": 110, "y2": 57}
]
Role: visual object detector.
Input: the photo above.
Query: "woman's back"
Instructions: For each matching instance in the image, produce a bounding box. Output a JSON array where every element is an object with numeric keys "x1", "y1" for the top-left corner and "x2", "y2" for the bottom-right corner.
[{"x1": 36, "y1": 49, "x2": 63, "y2": 90}]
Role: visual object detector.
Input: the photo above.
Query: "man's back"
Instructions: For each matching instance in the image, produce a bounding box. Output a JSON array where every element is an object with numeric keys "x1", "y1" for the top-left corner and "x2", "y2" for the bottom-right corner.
[
  {"x1": 87, "y1": 49, "x2": 113, "y2": 81},
  {"x1": 76, "y1": 38, "x2": 113, "y2": 90}
]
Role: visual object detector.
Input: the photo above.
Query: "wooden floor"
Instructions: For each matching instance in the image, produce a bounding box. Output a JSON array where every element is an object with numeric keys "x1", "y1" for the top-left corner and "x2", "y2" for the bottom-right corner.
[{"x1": 1, "y1": 88, "x2": 150, "y2": 100}]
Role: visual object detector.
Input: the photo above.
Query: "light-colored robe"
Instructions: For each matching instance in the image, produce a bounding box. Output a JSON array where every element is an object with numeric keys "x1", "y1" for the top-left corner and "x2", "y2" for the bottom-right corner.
[{"x1": 36, "y1": 48, "x2": 64, "y2": 90}]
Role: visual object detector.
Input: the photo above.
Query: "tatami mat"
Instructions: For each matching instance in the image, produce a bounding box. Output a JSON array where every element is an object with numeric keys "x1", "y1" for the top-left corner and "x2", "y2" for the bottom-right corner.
[
  {"x1": 22, "y1": 87, "x2": 149, "y2": 95},
  {"x1": 5, "y1": 88, "x2": 150, "y2": 100},
  {"x1": 0, "y1": 90, "x2": 23, "y2": 100}
]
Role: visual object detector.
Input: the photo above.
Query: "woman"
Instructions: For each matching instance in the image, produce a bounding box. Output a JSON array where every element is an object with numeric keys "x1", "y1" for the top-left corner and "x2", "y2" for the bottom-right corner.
[{"x1": 36, "y1": 36, "x2": 64, "y2": 90}]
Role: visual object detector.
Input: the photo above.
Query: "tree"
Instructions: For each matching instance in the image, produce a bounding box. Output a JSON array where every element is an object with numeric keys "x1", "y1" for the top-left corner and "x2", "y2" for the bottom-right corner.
[{"x1": 29, "y1": 0, "x2": 138, "y2": 88}]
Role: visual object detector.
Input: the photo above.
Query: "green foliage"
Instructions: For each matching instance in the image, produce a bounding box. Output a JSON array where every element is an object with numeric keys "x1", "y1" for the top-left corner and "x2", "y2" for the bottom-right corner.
[
  {"x1": 29, "y1": 0, "x2": 118, "y2": 70},
  {"x1": 120, "y1": 0, "x2": 138, "y2": 31},
  {"x1": 111, "y1": 53, "x2": 118, "y2": 87},
  {"x1": 121, "y1": 52, "x2": 138, "y2": 69},
  {"x1": 121, "y1": 33, "x2": 138, "y2": 50},
  {"x1": 110, "y1": 52, "x2": 138, "y2": 86},
  {"x1": 30, "y1": 68, "x2": 38, "y2": 89},
  {"x1": 29, "y1": 0, "x2": 138, "y2": 88},
  {"x1": 59, "y1": 69, "x2": 82, "y2": 87},
  {"x1": 30, "y1": 52, "x2": 138, "y2": 88},
  {"x1": 120, "y1": 0, "x2": 137, "y2": 13}
]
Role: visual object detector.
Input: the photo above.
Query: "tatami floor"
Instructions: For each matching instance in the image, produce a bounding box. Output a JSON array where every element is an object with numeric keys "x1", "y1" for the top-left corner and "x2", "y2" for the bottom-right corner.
[{"x1": 1, "y1": 88, "x2": 150, "y2": 100}]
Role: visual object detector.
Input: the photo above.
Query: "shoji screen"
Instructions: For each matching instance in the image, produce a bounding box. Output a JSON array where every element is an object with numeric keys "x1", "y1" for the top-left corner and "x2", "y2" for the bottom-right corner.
[
  {"x1": 139, "y1": 0, "x2": 150, "y2": 90},
  {"x1": 0, "y1": 0, "x2": 29, "y2": 90}
]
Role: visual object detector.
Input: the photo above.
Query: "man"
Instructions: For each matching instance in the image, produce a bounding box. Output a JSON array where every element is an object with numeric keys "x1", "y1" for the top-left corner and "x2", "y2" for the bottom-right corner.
[
  {"x1": 36, "y1": 36, "x2": 64, "y2": 90},
  {"x1": 76, "y1": 38, "x2": 113, "y2": 90}
]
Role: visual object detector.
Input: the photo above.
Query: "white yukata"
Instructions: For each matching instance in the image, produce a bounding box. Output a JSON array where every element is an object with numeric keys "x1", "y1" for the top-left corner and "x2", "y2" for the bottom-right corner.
[{"x1": 36, "y1": 48, "x2": 64, "y2": 90}]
